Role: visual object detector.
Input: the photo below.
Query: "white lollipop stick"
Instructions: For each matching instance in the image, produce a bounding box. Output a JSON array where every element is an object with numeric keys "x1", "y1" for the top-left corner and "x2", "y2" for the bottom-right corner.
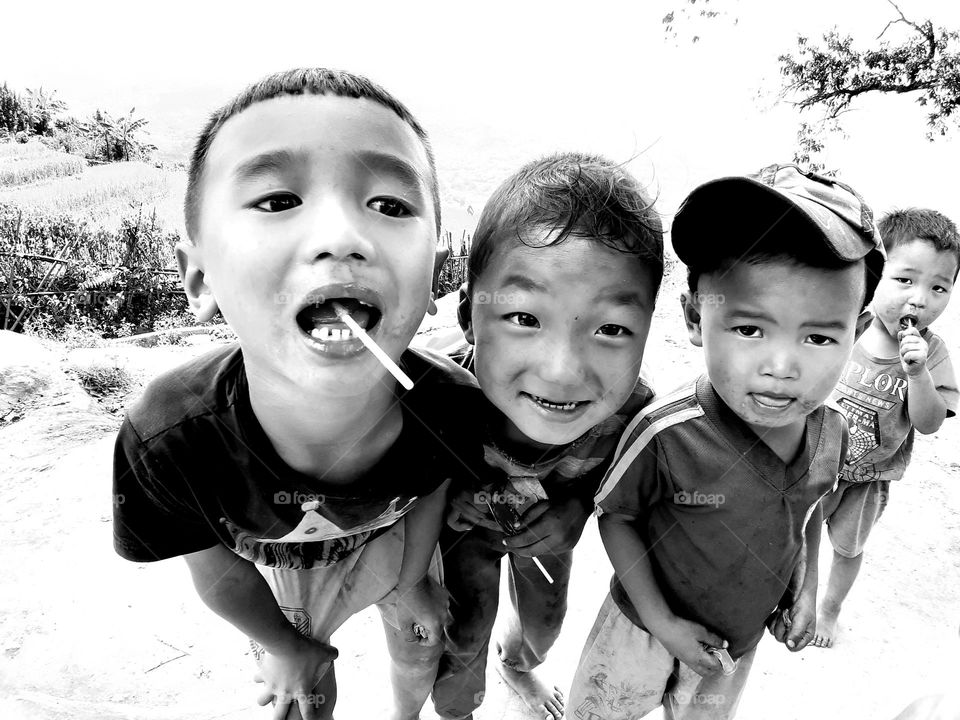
[
  {"x1": 332, "y1": 303, "x2": 414, "y2": 390},
  {"x1": 532, "y1": 557, "x2": 554, "y2": 584}
]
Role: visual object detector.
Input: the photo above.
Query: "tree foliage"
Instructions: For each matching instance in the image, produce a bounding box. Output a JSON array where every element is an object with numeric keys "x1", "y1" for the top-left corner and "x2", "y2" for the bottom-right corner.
[{"x1": 779, "y1": 0, "x2": 960, "y2": 167}]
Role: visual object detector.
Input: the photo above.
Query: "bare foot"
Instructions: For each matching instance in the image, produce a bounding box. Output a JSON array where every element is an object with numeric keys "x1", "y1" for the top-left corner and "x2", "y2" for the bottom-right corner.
[
  {"x1": 497, "y1": 663, "x2": 565, "y2": 720},
  {"x1": 813, "y1": 604, "x2": 841, "y2": 648}
]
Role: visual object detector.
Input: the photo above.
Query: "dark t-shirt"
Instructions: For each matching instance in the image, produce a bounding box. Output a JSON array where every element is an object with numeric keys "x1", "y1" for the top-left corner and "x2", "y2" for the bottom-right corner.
[
  {"x1": 113, "y1": 344, "x2": 483, "y2": 569},
  {"x1": 595, "y1": 375, "x2": 846, "y2": 658}
]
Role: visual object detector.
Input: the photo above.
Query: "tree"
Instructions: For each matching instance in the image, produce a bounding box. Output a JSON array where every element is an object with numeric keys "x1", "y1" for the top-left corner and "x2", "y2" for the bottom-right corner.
[
  {"x1": 23, "y1": 87, "x2": 67, "y2": 135},
  {"x1": 779, "y1": 0, "x2": 960, "y2": 169},
  {"x1": 81, "y1": 108, "x2": 156, "y2": 162}
]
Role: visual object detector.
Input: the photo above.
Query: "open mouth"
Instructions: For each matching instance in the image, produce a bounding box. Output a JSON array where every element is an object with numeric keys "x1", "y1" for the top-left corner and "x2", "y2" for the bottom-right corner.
[
  {"x1": 899, "y1": 314, "x2": 919, "y2": 330},
  {"x1": 522, "y1": 392, "x2": 590, "y2": 413},
  {"x1": 750, "y1": 393, "x2": 794, "y2": 410},
  {"x1": 296, "y1": 296, "x2": 383, "y2": 343}
]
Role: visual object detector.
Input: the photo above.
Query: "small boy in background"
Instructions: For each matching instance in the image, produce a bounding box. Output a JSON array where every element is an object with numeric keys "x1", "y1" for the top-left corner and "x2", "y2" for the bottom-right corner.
[
  {"x1": 814, "y1": 209, "x2": 958, "y2": 648},
  {"x1": 113, "y1": 68, "x2": 483, "y2": 720},
  {"x1": 431, "y1": 153, "x2": 663, "y2": 720},
  {"x1": 569, "y1": 164, "x2": 885, "y2": 720}
]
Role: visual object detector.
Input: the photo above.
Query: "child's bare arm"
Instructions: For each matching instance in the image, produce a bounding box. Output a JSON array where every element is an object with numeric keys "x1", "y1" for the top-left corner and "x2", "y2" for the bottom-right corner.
[
  {"x1": 396, "y1": 478, "x2": 451, "y2": 645},
  {"x1": 183, "y1": 544, "x2": 336, "y2": 720},
  {"x1": 900, "y1": 327, "x2": 947, "y2": 433},
  {"x1": 770, "y1": 504, "x2": 821, "y2": 651},
  {"x1": 599, "y1": 512, "x2": 724, "y2": 676}
]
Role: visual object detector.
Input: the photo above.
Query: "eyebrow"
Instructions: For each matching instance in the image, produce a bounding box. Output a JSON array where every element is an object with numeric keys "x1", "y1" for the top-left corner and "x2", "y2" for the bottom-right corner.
[
  {"x1": 353, "y1": 150, "x2": 428, "y2": 198},
  {"x1": 596, "y1": 288, "x2": 651, "y2": 310},
  {"x1": 500, "y1": 274, "x2": 548, "y2": 293},
  {"x1": 895, "y1": 265, "x2": 954, "y2": 283},
  {"x1": 727, "y1": 309, "x2": 849, "y2": 330},
  {"x1": 231, "y1": 150, "x2": 298, "y2": 183}
]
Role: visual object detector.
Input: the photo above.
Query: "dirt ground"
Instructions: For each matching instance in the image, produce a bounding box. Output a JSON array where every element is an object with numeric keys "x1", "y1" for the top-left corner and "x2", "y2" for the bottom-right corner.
[{"x1": 1, "y1": 278, "x2": 958, "y2": 720}]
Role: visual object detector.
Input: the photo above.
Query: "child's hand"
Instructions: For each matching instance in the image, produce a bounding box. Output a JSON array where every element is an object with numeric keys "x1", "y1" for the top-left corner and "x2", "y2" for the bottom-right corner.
[
  {"x1": 654, "y1": 616, "x2": 726, "y2": 677},
  {"x1": 253, "y1": 635, "x2": 337, "y2": 720},
  {"x1": 898, "y1": 325, "x2": 929, "y2": 376},
  {"x1": 767, "y1": 593, "x2": 816, "y2": 651},
  {"x1": 446, "y1": 487, "x2": 502, "y2": 532},
  {"x1": 396, "y1": 576, "x2": 449, "y2": 648},
  {"x1": 502, "y1": 496, "x2": 592, "y2": 557}
]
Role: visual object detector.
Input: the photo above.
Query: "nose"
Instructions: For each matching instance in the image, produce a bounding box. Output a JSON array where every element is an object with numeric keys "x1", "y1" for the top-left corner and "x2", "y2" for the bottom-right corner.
[
  {"x1": 759, "y1": 342, "x2": 799, "y2": 380},
  {"x1": 537, "y1": 332, "x2": 588, "y2": 388},
  {"x1": 302, "y1": 200, "x2": 377, "y2": 264},
  {"x1": 906, "y1": 287, "x2": 927, "y2": 310}
]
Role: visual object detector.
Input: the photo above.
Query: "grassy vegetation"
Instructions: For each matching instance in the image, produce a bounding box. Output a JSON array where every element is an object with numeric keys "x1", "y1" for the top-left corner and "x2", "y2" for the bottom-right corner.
[
  {"x1": 0, "y1": 143, "x2": 85, "y2": 187},
  {"x1": 0, "y1": 159, "x2": 183, "y2": 232}
]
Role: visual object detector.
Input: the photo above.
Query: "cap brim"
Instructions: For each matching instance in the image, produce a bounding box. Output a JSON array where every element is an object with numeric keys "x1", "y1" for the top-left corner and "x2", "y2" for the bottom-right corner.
[{"x1": 672, "y1": 176, "x2": 878, "y2": 267}]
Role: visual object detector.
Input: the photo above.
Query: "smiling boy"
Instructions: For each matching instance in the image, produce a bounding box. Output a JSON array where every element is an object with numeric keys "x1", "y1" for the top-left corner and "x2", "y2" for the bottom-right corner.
[
  {"x1": 113, "y1": 69, "x2": 481, "y2": 720},
  {"x1": 814, "y1": 208, "x2": 958, "y2": 648},
  {"x1": 569, "y1": 165, "x2": 885, "y2": 720},
  {"x1": 432, "y1": 153, "x2": 662, "y2": 720}
]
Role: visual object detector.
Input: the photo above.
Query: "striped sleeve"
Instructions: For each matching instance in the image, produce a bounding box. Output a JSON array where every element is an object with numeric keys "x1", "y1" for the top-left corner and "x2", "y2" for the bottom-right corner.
[{"x1": 595, "y1": 383, "x2": 701, "y2": 518}]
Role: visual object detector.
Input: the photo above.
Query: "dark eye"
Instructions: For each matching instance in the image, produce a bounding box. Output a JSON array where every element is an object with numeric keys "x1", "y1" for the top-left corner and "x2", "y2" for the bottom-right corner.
[
  {"x1": 597, "y1": 324, "x2": 632, "y2": 337},
  {"x1": 808, "y1": 334, "x2": 836, "y2": 346},
  {"x1": 505, "y1": 312, "x2": 539, "y2": 328},
  {"x1": 734, "y1": 325, "x2": 762, "y2": 338},
  {"x1": 894, "y1": 277, "x2": 911, "y2": 285},
  {"x1": 254, "y1": 193, "x2": 302, "y2": 213},
  {"x1": 369, "y1": 197, "x2": 412, "y2": 218}
]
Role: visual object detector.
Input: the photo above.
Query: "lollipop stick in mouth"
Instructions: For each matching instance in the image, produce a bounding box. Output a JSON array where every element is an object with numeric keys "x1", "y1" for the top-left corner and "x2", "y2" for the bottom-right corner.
[
  {"x1": 899, "y1": 315, "x2": 918, "y2": 330},
  {"x1": 332, "y1": 303, "x2": 414, "y2": 390}
]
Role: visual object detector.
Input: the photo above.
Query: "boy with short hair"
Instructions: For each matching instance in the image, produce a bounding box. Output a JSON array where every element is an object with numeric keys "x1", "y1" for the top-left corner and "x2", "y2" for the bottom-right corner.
[
  {"x1": 113, "y1": 68, "x2": 482, "y2": 720},
  {"x1": 813, "y1": 208, "x2": 958, "y2": 648},
  {"x1": 568, "y1": 164, "x2": 885, "y2": 720},
  {"x1": 430, "y1": 153, "x2": 663, "y2": 720}
]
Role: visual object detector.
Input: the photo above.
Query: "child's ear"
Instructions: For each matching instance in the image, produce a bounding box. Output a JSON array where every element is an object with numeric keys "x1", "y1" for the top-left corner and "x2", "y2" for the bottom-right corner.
[
  {"x1": 457, "y1": 284, "x2": 475, "y2": 344},
  {"x1": 426, "y1": 244, "x2": 449, "y2": 317},
  {"x1": 680, "y1": 291, "x2": 703, "y2": 347},
  {"x1": 175, "y1": 242, "x2": 219, "y2": 323},
  {"x1": 854, "y1": 308, "x2": 874, "y2": 342}
]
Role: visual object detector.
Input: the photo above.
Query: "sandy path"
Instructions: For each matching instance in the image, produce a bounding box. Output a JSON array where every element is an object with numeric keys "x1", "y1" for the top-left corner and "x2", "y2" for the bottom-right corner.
[{"x1": 1, "y1": 285, "x2": 958, "y2": 720}]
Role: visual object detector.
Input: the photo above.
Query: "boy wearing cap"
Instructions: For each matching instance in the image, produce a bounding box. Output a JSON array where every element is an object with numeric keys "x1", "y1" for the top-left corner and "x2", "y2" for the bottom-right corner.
[
  {"x1": 568, "y1": 164, "x2": 883, "y2": 720},
  {"x1": 813, "y1": 209, "x2": 958, "y2": 648}
]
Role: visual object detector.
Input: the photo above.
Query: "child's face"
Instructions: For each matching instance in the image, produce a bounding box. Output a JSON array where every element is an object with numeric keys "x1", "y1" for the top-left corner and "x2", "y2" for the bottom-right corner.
[
  {"x1": 688, "y1": 259, "x2": 865, "y2": 442},
  {"x1": 466, "y1": 233, "x2": 656, "y2": 447},
  {"x1": 870, "y1": 238, "x2": 956, "y2": 336},
  {"x1": 184, "y1": 94, "x2": 437, "y2": 392}
]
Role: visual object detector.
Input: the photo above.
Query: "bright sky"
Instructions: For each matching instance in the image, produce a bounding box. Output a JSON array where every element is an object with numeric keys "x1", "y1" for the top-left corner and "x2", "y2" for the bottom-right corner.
[{"x1": 4, "y1": 0, "x2": 960, "y2": 215}]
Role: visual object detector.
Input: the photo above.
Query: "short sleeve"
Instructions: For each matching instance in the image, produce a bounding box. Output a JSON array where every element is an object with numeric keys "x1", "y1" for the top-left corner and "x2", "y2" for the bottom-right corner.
[
  {"x1": 928, "y1": 338, "x2": 958, "y2": 418},
  {"x1": 594, "y1": 421, "x2": 666, "y2": 519},
  {"x1": 113, "y1": 419, "x2": 220, "y2": 562}
]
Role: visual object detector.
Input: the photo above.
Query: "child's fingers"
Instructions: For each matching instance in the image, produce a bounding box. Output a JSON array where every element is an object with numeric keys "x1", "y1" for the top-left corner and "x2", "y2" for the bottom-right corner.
[
  {"x1": 271, "y1": 694, "x2": 292, "y2": 720},
  {"x1": 697, "y1": 627, "x2": 727, "y2": 650},
  {"x1": 519, "y1": 500, "x2": 551, "y2": 524}
]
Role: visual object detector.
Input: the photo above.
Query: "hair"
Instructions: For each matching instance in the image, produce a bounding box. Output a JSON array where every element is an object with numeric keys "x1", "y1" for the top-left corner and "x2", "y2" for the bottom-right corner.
[
  {"x1": 183, "y1": 67, "x2": 440, "y2": 241},
  {"x1": 685, "y1": 201, "x2": 880, "y2": 310},
  {"x1": 878, "y1": 208, "x2": 960, "y2": 278},
  {"x1": 466, "y1": 152, "x2": 664, "y2": 298}
]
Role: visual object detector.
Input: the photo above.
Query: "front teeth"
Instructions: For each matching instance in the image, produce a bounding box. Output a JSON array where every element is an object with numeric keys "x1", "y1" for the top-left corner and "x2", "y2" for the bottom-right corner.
[
  {"x1": 530, "y1": 394, "x2": 579, "y2": 411},
  {"x1": 310, "y1": 326, "x2": 356, "y2": 342}
]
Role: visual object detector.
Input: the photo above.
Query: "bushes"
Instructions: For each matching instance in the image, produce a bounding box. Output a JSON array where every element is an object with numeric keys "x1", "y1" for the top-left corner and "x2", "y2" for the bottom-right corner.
[{"x1": 1, "y1": 203, "x2": 187, "y2": 336}]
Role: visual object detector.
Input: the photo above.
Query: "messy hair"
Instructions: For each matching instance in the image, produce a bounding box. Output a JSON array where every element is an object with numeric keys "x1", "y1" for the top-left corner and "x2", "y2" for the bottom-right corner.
[
  {"x1": 878, "y1": 208, "x2": 960, "y2": 278},
  {"x1": 467, "y1": 152, "x2": 664, "y2": 297},
  {"x1": 184, "y1": 67, "x2": 440, "y2": 241}
]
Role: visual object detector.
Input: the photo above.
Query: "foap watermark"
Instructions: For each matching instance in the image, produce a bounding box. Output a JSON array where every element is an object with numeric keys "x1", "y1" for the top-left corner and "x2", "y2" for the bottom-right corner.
[
  {"x1": 674, "y1": 490, "x2": 725, "y2": 507},
  {"x1": 472, "y1": 290, "x2": 526, "y2": 306},
  {"x1": 113, "y1": 493, "x2": 126, "y2": 507},
  {"x1": 691, "y1": 291, "x2": 726, "y2": 307},
  {"x1": 274, "y1": 491, "x2": 326, "y2": 507},
  {"x1": 474, "y1": 490, "x2": 525, "y2": 507},
  {"x1": 673, "y1": 691, "x2": 727, "y2": 706}
]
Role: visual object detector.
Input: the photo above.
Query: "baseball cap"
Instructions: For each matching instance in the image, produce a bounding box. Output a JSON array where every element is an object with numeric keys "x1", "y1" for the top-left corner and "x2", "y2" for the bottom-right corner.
[{"x1": 671, "y1": 163, "x2": 886, "y2": 278}]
